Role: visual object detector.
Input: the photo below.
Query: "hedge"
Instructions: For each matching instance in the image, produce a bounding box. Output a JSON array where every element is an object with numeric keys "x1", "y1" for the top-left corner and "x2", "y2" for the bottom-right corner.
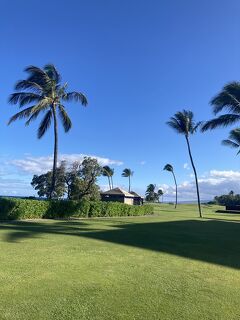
[{"x1": 0, "y1": 198, "x2": 154, "y2": 220}]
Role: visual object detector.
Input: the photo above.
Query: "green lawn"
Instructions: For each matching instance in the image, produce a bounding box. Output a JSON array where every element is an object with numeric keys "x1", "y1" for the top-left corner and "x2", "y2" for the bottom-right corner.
[{"x1": 0, "y1": 204, "x2": 240, "y2": 320}]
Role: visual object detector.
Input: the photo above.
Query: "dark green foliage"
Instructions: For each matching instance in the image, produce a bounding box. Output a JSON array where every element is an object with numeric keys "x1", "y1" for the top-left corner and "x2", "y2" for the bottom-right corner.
[
  {"x1": 0, "y1": 198, "x2": 153, "y2": 220},
  {"x1": 214, "y1": 193, "x2": 240, "y2": 206}
]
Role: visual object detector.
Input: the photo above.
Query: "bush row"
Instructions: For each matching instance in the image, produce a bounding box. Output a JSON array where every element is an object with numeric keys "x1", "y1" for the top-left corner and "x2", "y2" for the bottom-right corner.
[{"x1": 0, "y1": 198, "x2": 154, "y2": 220}]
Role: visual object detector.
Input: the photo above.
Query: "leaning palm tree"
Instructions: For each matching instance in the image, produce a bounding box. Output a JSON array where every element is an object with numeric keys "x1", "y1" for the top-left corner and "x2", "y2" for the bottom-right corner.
[
  {"x1": 163, "y1": 164, "x2": 178, "y2": 208},
  {"x1": 201, "y1": 82, "x2": 240, "y2": 132},
  {"x1": 102, "y1": 166, "x2": 114, "y2": 189},
  {"x1": 8, "y1": 64, "x2": 87, "y2": 198},
  {"x1": 167, "y1": 110, "x2": 202, "y2": 218},
  {"x1": 122, "y1": 168, "x2": 134, "y2": 192},
  {"x1": 222, "y1": 128, "x2": 240, "y2": 155}
]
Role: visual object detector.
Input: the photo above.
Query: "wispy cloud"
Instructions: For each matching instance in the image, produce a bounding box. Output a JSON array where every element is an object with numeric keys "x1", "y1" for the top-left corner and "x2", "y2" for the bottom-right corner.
[
  {"x1": 10, "y1": 153, "x2": 123, "y2": 175},
  {"x1": 183, "y1": 163, "x2": 190, "y2": 170}
]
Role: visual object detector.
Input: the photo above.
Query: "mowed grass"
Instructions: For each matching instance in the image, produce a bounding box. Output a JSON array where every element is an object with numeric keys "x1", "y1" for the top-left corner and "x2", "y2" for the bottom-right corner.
[{"x1": 0, "y1": 204, "x2": 240, "y2": 320}]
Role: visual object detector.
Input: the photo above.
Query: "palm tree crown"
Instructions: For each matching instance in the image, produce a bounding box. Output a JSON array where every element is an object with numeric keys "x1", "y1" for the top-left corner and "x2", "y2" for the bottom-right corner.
[
  {"x1": 8, "y1": 64, "x2": 87, "y2": 136},
  {"x1": 166, "y1": 110, "x2": 201, "y2": 137},
  {"x1": 8, "y1": 64, "x2": 88, "y2": 197},
  {"x1": 222, "y1": 128, "x2": 240, "y2": 155},
  {"x1": 202, "y1": 82, "x2": 240, "y2": 131},
  {"x1": 163, "y1": 164, "x2": 173, "y2": 172}
]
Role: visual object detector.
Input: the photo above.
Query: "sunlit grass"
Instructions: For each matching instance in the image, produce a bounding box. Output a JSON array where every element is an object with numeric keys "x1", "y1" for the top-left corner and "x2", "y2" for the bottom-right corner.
[{"x1": 0, "y1": 204, "x2": 239, "y2": 320}]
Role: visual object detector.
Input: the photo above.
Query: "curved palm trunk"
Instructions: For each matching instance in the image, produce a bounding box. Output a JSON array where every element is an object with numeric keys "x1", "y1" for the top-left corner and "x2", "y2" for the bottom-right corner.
[
  {"x1": 172, "y1": 171, "x2": 178, "y2": 209},
  {"x1": 185, "y1": 136, "x2": 202, "y2": 218},
  {"x1": 50, "y1": 106, "x2": 58, "y2": 199}
]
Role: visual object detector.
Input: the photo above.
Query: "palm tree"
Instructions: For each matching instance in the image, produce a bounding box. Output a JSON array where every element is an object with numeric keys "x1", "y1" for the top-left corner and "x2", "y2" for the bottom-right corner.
[
  {"x1": 163, "y1": 164, "x2": 178, "y2": 208},
  {"x1": 122, "y1": 168, "x2": 134, "y2": 192},
  {"x1": 222, "y1": 128, "x2": 240, "y2": 155},
  {"x1": 157, "y1": 189, "x2": 164, "y2": 203},
  {"x1": 145, "y1": 184, "x2": 157, "y2": 202},
  {"x1": 167, "y1": 110, "x2": 202, "y2": 218},
  {"x1": 8, "y1": 64, "x2": 87, "y2": 198},
  {"x1": 102, "y1": 166, "x2": 114, "y2": 189},
  {"x1": 201, "y1": 82, "x2": 240, "y2": 132}
]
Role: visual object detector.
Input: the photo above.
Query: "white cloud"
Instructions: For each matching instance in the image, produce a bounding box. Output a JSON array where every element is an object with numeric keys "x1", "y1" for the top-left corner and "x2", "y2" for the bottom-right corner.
[
  {"x1": 10, "y1": 153, "x2": 123, "y2": 175},
  {"x1": 158, "y1": 170, "x2": 240, "y2": 201},
  {"x1": 183, "y1": 163, "x2": 190, "y2": 170}
]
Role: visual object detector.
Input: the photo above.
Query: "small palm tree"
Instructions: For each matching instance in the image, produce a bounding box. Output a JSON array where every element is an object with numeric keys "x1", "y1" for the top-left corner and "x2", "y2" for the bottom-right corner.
[
  {"x1": 122, "y1": 168, "x2": 134, "y2": 192},
  {"x1": 163, "y1": 164, "x2": 178, "y2": 208},
  {"x1": 102, "y1": 166, "x2": 114, "y2": 189},
  {"x1": 222, "y1": 128, "x2": 240, "y2": 155},
  {"x1": 8, "y1": 64, "x2": 87, "y2": 198},
  {"x1": 167, "y1": 110, "x2": 202, "y2": 218},
  {"x1": 202, "y1": 82, "x2": 240, "y2": 132},
  {"x1": 157, "y1": 189, "x2": 164, "y2": 203}
]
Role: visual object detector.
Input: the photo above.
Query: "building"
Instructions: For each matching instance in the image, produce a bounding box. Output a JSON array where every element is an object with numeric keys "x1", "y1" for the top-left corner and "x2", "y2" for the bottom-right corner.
[
  {"x1": 101, "y1": 187, "x2": 143, "y2": 205},
  {"x1": 130, "y1": 191, "x2": 144, "y2": 205}
]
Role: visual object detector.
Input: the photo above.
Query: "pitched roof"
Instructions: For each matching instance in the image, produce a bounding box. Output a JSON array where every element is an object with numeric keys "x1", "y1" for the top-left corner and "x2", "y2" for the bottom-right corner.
[
  {"x1": 101, "y1": 187, "x2": 134, "y2": 197},
  {"x1": 130, "y1": 191, "x2": 144, "y2": 198}
]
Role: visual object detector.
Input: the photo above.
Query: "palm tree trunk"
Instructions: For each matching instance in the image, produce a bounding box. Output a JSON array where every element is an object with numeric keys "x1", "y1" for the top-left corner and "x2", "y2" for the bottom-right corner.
[
  {"x1": 172, "y1": 171, "x2": 178, "y2": 209},
  {"x1": 50, "y1": 105, "x2": 58, "y2": 199},
  {"x1": 107, "y1": 176, "x2": 111, "y2": 190},
  {"x1": 111, "y1": 176, "x2": 113, "y2": 189},
  {"x1": 128, "y1": 175, "x2": 131, "y2": 192},
  {"x1": 185, "y1": 136, "x2": 202, "y2": 218}
]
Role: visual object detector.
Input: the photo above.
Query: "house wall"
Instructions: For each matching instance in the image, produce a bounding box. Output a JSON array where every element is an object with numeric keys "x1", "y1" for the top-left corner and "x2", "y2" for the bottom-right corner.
[{"x1": 124, "y1": 197, "x2": 133, "y2": 205}]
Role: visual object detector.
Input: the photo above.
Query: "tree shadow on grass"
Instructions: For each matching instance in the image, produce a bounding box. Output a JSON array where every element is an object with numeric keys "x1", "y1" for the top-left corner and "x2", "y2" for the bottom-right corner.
[{"x1": 0, "y1": 219, "x2": 240, "y2": 269}]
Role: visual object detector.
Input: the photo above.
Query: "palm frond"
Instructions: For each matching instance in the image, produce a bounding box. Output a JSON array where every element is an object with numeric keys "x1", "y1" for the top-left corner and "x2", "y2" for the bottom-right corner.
[
  {"x1": 58, "y1": 105, "x2": 72, "y2": 132},
  {"x1": 201, "y1": 114, "x2": 240, "y2": 131},
  {"x1": 37, "y1": 110, "x2": 52, "y2": 138},
  {"x1": 8, "y1": 106, "x2": 36, "y2": 125},
  {"x1": 166, "y1": 118, "x2": 184, "y2": 134},
  {"x1": 44, "y1": 64, "x2": 61, "y2": 84},
  {"x1": 25, "y1": 99, "x2": 51, "y2": 126},
  {"x1": 9, "y1": 92, "x2": 42, "y2": 107},
  {"x1": 221, "y1": 139, "x2": 239, "y2": 148},
  {"x1": 63, "y1": 91, "x2": 88, "y2": 106},
  {"x1": 15, "y1": 80, "x2": 43, "y2": 94},
  {"x1": 25, "y1": 65, "x2": 49, "y2": 87}
]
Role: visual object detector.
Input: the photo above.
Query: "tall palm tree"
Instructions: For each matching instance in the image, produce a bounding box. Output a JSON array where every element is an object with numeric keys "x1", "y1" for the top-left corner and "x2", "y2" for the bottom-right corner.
[
  {"x1": 102, "y1": 166, "x2": 114, "y2": 190},
  {"x1": 8, "y1": 64, "x2": 87, "y2": 198},
  {"x1": 122, "y1": 168, "x2": 134, "y2": 192},
  {"x1": 201, "y1": 82, "x2": 240, "y2": 132},
  {"x1": 167, "y1": 110, "x2": 202, "y2": 218},
  {"x1": 222, "y1": 128, "x2": 240, "y2": 155},
  {"x1": 163, "y1": 163, "x2": 178, "y2": 208}
]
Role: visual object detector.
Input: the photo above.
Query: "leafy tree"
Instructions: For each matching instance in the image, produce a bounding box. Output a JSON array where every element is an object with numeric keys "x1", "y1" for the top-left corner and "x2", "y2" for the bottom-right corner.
[
  {"x1": 31, "y1": 162, "x2": 66, "y2": 198},
  {"x1": 122, "y1": 168, "x2": 134, "y2": 192},
  {"x1": 102, "y1": 166, "x2": 114, "y2": 189},
  {"x1": 163, "y1": 164, "x2": 178, "y2": 208},
  {"x1": 201, "y1": 82, "x2": 240, "y2": 132},
  {"x1": 167, "y1": 110, "x2": 202, "y2": 218},
  {"x1": 222, "y1": 128, "x2": 240, "y2": 155},
  {"x1": 8, "y1": 64, "x2": 87, "y2": 198},
  {"x1": 68, "y1": 157, "x2": 102, "y2": 200},
  {"x1": 145, "y1": 184, "x2": 158, "y2": 202}
]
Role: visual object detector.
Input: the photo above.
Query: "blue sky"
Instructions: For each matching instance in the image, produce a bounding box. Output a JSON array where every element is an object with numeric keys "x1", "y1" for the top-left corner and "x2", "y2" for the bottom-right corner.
[{"x1": 1, "y1": 0, "x2": 240, "y2": 200}]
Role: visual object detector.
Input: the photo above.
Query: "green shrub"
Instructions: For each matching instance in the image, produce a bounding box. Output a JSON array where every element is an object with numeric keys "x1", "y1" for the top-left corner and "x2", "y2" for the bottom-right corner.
[{"x1": 0, "y1": 198, "x2": 154, "y2": 220}]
